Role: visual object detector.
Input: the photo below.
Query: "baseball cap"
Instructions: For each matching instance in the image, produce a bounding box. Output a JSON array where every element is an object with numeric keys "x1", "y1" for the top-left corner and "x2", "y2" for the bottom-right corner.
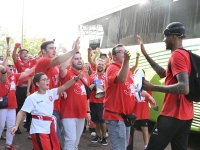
[{"x1": 163, "y1": 22, "x2": 186, "y2": 38}]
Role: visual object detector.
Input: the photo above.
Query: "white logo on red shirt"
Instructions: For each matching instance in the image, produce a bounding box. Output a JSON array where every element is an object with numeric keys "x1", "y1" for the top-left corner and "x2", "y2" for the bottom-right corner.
[{"x1": 124, "y1": 75, "x2": 135, "y2": 96}]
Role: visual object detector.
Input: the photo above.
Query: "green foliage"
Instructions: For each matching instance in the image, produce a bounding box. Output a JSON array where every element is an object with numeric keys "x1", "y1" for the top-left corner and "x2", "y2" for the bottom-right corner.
[{"x1": 22, "y1": 37, "x2": 42, "y2": 56}]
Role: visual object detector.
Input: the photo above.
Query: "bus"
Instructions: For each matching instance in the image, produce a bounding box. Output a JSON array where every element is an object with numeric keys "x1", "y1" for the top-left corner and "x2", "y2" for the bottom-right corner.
[{"x1": 79, "y1": 0, "x2": 200, "y2": 132}]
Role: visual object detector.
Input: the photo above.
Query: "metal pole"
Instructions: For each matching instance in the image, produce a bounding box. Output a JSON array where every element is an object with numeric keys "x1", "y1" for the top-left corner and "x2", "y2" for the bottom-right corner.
[{"x1": 21, "y1": 0, "x2": 24, "y2": 47}]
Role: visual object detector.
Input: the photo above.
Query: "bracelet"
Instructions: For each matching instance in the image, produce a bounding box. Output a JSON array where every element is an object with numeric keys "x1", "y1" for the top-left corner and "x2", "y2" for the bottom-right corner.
[
  {"x1": 87, "y1": 111, "x2": 91, "y2": 113},
  {"x1": 73, "y1": 76, "x2": 79, "y2": 82},
  {"x1": 1, "y1": 71, "x2": 7, "y2": 74},
  {"x1": 136, "y1": 57, "x2": 139, "y2": 58}
]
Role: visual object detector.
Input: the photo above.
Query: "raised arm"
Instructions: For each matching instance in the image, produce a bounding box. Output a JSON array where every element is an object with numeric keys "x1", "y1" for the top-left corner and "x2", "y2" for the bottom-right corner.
[
  {"x1": 87, "y1": 47, "x2": 96, "y2": 67},
  {"x1": 116, "y1": 50, "x2": 131, "y2": 82},
  {"x1": 137, "y1": 35, "x2": 166, "y2": 78},
  {"x1": 59, "y1": 57, "x2": 73, "y2": 79},
  {"x1": 12, "y1": 43, "x2": 21, "y2": 63},
  {"x1": 49, "y1": 37, "x2": 80, "y2": 68},
  {"x1": 130, "y1": 51, "x2": 140, "y2": 73}
]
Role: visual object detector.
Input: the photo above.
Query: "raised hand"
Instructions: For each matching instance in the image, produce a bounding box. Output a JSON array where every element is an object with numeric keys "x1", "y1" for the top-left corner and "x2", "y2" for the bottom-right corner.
[
  {"x1": 14, "y1": 43, "x2": 21, "y2": 49},
  {"x1": 88, "y1": 47, "x2": 92, "y2": 54},
  {"x1": 137, "y1": 35, "x2": 147, "y2": 56},
  {"x1": 136, "y1": 51, "x2": 140, "y2": 57},
  {"x1": 72, "y1": 37, "x2": 80, "y2": 52},
  {"x1": 124, "y1": 50, "x2": 131, "y2": 62},
  {"x1": 96, "y1": 47, "x2": 101, "y2": 53},
  {"x1": 142, "y1": 79, "x2": 154, "y2": 91},
  {"x1": 7, "y1": 49, "x2": 11, "y2": 57}
]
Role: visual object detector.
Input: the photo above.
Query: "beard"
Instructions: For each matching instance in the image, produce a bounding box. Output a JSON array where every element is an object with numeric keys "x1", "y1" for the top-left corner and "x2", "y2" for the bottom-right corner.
[
  {"x1": 166, "y1": 43, "x2": 173, "y2": 50},
  {"x1": 72, "y1": 63, "x2": 82, "y2": 70},
  {"x1": 97, "y1": 68, "x2": 103, "y2": 73}
]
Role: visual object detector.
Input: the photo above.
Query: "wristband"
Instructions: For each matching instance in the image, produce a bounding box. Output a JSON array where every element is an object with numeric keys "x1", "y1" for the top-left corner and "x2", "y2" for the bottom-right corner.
[
  {"x1": 87, "y1": 111, "x2": 91, "y2": 113},
  {"x1": 136, "y1": 57, "x2": 139, "y2": 58},
  {"x1": 1, "y1": 71, "x2": 7, "y2": 74}
]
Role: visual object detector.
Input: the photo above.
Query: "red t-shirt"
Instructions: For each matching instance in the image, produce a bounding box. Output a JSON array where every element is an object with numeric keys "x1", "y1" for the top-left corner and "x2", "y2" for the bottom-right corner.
[
  {"x1": 15, "y1": 58, "x2": 37, "y2": 85},
  {"x1": 89, "y1": 72, "x2": 106, "y2": 103},
  {"x1": 47, "y1": 66, "x2": 60, "y2": 112},
  {"x1": 31, "y1": 57, "x2": 52, "y2": 93},
  {"x1": 161, "y1": 49, "x2": 193, "y2": 120},
  {"x1": 103, "y1": 63, "x2": 136, "y2": 121},
  {"x1": 133, "y1": 91, "x2": 152, "y2": 120},
  {"x1": 0, "y1": 73, "x2": 20, "y2": 108},
  {"x1": 32, "y1": 57, "x2": 60, "y2": 111},
  {"x1": 60, "y1": 68, "x2": 88, "y2": 119}
]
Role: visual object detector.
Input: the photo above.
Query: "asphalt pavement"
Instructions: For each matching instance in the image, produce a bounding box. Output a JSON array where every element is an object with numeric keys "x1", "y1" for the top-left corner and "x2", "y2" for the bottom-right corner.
[{"x1": 0, "y1": 121, "x2": 199, "y2": 150}]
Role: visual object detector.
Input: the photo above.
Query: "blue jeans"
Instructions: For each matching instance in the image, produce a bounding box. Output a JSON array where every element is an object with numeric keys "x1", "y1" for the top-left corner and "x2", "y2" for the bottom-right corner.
[
  {"x1": 105, "y1": 120, "x2": 130, "y2": 150},
  {"x1": 53, "y1": 110, "x2": 62, "y2": 142}
]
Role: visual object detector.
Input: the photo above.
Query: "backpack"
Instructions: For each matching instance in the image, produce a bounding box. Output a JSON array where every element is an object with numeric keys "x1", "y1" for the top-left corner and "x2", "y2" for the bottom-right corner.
[{"x1": 168, "y1": 48, "x2": 200, "y2": 102}]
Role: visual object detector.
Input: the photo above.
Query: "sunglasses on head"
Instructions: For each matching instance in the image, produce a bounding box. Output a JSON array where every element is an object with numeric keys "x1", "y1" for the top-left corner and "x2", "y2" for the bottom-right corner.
[{"x1": 7, "y1": 65, "x2": 13, "y2": 67}]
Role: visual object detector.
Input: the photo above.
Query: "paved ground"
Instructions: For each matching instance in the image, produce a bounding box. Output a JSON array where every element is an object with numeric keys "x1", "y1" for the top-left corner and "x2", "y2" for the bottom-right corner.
[{"x1": 0, "y1": 121, "x2": 200, "y2": 150}]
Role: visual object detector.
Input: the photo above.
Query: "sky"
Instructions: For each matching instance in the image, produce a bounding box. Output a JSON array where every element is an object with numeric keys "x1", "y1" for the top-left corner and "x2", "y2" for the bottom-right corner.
[{"x1": 0, "y1": 0, "x2": 143, "y2": 49}]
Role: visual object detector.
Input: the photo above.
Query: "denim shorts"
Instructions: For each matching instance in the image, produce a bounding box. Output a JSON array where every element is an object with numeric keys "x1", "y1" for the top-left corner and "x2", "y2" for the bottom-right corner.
[{"x1": 105, "y1": 120, "x2": 130, "y2": 150}]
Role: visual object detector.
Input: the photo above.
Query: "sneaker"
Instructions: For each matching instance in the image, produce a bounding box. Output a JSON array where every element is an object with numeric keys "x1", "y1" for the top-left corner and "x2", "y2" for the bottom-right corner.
[
  {"x1": 101, "y1": 137, "x2": 108, "y2": 146},
  {"x1": 5, "y1": 145, "x2": 16, "y2": 150},
  {"x1": 0, "y1": 135, "x2": 6, "y2": 140},
  {"x1": 91, "y1": 136, "x2": 101, "y2": 143}
]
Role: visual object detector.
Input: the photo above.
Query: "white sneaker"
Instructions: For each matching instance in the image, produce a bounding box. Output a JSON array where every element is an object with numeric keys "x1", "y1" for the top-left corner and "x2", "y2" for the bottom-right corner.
[
  {"x1": 91, "y1": 132, "x2": 96, "y2": 137},
  {"x1": 134, "y1": 69, "x2": 144, "y2": 92}
]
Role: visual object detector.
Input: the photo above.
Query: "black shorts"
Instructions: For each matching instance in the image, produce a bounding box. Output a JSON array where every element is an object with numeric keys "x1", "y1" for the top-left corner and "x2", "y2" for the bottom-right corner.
[
  {"x1": 146, "y1": 115, "x2": 192, "y2": 150},
  {"x1": 134, "y1": 119, "x2": 149, "y2": 128},
  {"x1": 90, "y1": 103, "x2": 105, "y2": 123}
]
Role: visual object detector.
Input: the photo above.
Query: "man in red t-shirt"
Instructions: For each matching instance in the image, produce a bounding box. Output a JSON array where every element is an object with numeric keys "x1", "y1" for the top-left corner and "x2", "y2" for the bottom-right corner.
[
  {"x1": 137, "y1": 22, "x2": 193, "y2": 150},
  {"x1": 88, "y1": 59, "x2": 107, "y2": 145},
  {"x1": 103, "y1": 44, "x2": 136, "y2": 150},
  {"x1": 33, "y1": 37, "x2": 81, "y2": 145},
  {"x1": 88, "y1": 47, "x2": 110, "y2": 71},
  {"x1": 59, "y1": 52, "x2": 90, "y2": 150},
  {"x1": 12, "y1": 43, "x2": 37, "y2": 134}
]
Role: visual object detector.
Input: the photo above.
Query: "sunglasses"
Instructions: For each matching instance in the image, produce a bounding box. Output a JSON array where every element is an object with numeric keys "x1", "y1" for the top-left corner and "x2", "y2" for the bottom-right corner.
[{"x1": 7, "y1": 65, "x2": 13, "y2": 67}]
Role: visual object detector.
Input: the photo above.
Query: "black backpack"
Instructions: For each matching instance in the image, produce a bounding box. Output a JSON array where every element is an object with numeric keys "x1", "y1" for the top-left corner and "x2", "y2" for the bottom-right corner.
[{"x1": 168, "y1": 48, "x2": 200, "y2": 102}]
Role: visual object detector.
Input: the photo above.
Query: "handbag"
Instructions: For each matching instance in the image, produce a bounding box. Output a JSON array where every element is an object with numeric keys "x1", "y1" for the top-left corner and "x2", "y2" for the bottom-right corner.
[
  {"x1": 106, "y1": 109, "x2": 137, "y2": 127},
  {"x1": 0, "y1": 84, "x2": 10, "y2": 109}
]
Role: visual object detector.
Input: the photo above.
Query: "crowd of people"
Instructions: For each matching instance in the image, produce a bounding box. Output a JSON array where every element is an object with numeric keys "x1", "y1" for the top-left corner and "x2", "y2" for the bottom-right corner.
[{"x1": 0, "y1": 22, "x2": 194, "y2": 150}]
